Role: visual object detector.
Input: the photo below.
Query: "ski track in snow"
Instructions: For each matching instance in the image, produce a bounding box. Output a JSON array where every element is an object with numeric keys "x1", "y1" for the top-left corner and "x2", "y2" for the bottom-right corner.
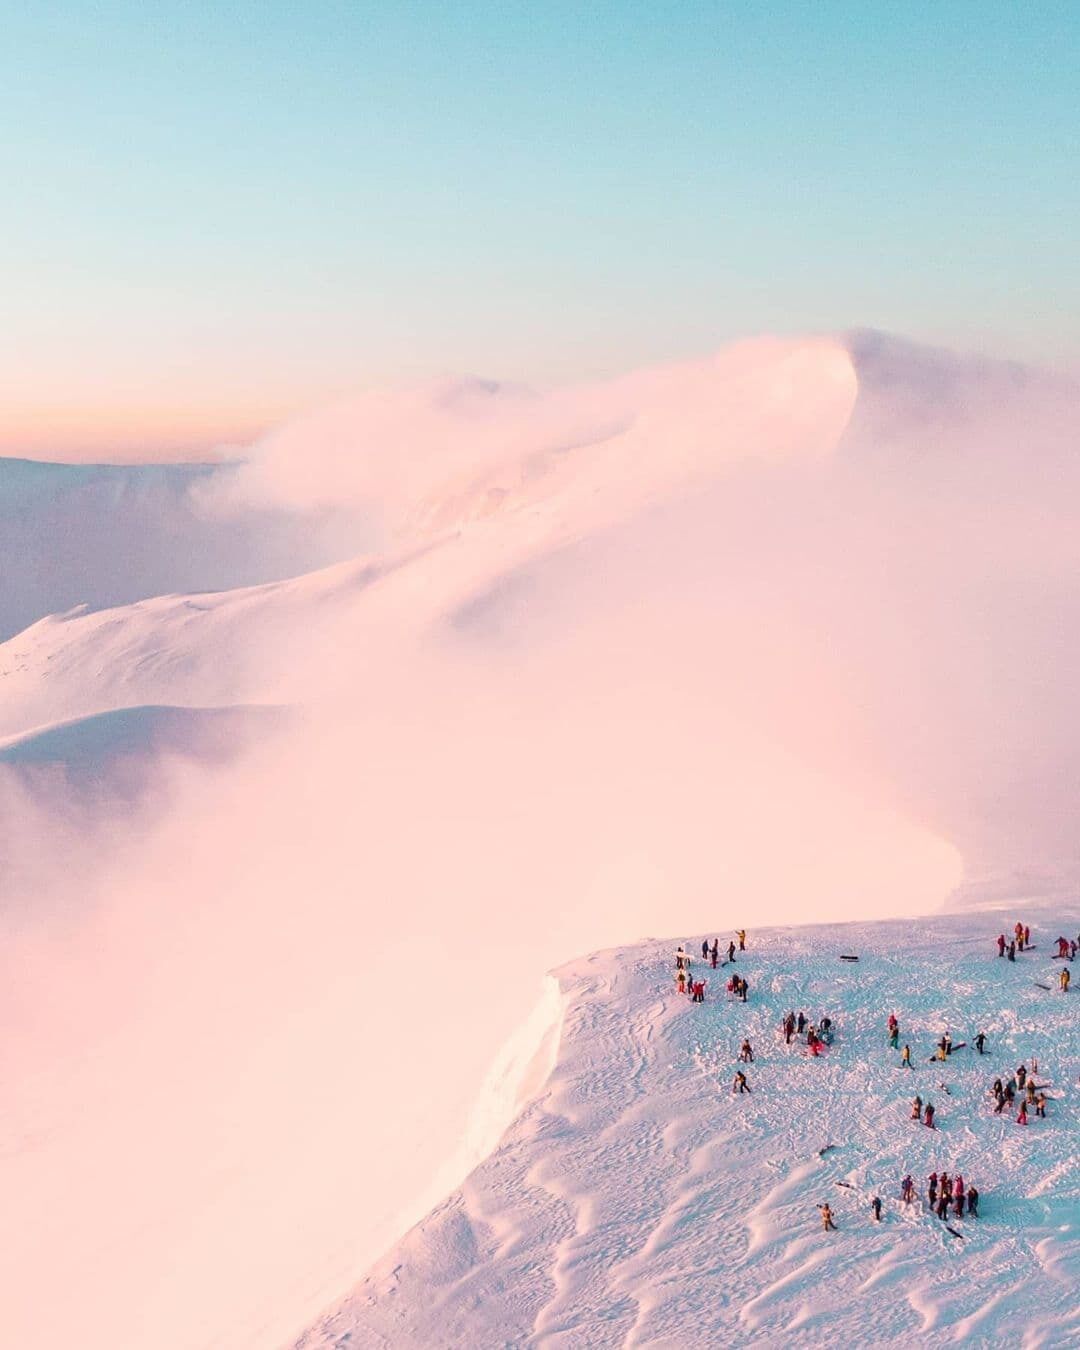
[{"x1": 294, "y1": 908, "x2": 1079, "y2": 1349}]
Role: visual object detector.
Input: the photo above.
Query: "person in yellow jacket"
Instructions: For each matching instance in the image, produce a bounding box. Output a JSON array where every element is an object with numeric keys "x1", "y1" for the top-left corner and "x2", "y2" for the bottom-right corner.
[
  {"x1": 1060, "y1": 966, "x2": 1071, "y2": 991},
  {"x1": 736, "y1": 929, "x2": 747, "y2": 951}
]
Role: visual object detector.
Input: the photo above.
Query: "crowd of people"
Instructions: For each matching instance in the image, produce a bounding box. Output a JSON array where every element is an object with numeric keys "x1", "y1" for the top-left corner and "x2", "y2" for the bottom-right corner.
[{"x1": 671, "y1": 918, "x2": 1073, "y2": 1235}]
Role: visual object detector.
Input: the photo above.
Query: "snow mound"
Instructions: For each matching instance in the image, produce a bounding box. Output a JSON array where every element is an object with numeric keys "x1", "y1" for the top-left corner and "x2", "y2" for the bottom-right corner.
[{"x1": 297, "y1": 908, "x2": 1080, "y2": 1349}]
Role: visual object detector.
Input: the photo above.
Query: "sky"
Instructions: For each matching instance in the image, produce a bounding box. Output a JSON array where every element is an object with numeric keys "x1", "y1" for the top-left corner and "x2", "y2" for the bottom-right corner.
[{"x1": 1, "y1": 1, "x2": 1078, "y2": 460}]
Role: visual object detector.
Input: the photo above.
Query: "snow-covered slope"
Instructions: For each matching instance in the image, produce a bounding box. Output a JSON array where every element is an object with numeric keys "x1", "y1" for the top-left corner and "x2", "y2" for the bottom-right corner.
[
  {"x1": 0, "y1": 457, "x2": 363, "y2": 643},
  {"x1": 296, "y1": 908, "x2": 1080, "y2": 1349},
  {"x1": 2, "y1": 332, "x2": 1078, "y2": 1350}
]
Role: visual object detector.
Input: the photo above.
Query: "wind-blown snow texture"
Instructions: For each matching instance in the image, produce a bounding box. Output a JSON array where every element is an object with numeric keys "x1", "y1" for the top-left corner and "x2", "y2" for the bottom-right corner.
[{"x1": 296, "y1": 908, "x2": 1080, "y2": 1349}]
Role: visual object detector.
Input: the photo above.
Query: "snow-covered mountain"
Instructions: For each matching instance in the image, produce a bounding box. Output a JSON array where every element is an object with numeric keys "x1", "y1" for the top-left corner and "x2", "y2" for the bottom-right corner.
[
  {"x1": 296, "y1": 907, "x2": 1080, "y2": 1349},
  {"x1": 1, "y1": 333, "x2": 1077, "y2": 1349}
]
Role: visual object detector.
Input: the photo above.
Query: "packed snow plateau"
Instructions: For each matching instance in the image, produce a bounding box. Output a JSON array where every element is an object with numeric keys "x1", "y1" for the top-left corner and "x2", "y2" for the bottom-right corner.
[{"x1": 296, "y1": 908, "x2": 1080, "y2": 1349}]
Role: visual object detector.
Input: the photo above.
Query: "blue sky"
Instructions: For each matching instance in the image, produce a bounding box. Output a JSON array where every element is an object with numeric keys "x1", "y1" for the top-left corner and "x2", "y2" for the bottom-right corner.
[{"x1": 2, "y1": 1, "x2": 1077, "y2": 457}]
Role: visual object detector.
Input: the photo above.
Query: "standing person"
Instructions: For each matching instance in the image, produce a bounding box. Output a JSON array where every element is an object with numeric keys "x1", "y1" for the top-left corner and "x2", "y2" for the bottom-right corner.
[
  {"x1": 784, "y1": 1011, "x2": 796, "y2": 1044},
  {"x1": 733, "y1": 1070, "x2": 750, "y2": 1094},
  {"x1": 1017, "y1": 1064, "x2": 1027, "y2": 1089},
  {"x1": 739, "y1": 976, "x2": 749, "y2": 1003},
  {"x1": 710, "y1": 940, "x2": 719, "y2": 969},
  {"x1": 975, "y1": 1031, "x2": 986, "y2": 1054},
  {"x1": 889, "y1": 1024, "x2": 900, "y2": 1050},
  {"x1": 691, "y1": 979, "x2": 706, "y2": 1003},
  {"x1": 997, "y1": 933, "x2": 1006, "y2": 957},
  {"x1": 736, "y1": 929, "x2": 746, "y2": 951},
  {"x1": 936, "y1": 1188, "x2": 950, "y2": 1220},
  {"x1": 727, "y1": 940, "x2": 736, "y2": 964},
  {"x1": 1024, "y1": 925, "x2": 1031, "y2": 947},
  {"x1": 797, "y1": 1012, "x2": 807, "y2": 1035},
  {"x1": 923, "y1": 1102, "x2": 935, "y2": 1129},
  {"x1": 1008, "y1": 940, "x2": 1016, "y2": 961},
  {"x1": 702, "y1": 939, "x2": 710, "y2": 960},
  {"x1": 676, "y1": 969, "x2": 687, "y2": 995},
  {"x1": 900, "y1": 1044, "x2": 912, "y2": 1068},
  {"x1": 738, "y1": 1039, "x2": 754, "y2": 1063},
  {"x1": 910, "y1": 1095, "x2": 923, "y2": 1120},
  {"x1": 966, "y1": 1185, "x2": 979, "y2": 1217},
  {"x1": 819, "y1": 1203, "x2": 836, "y2": 1232},
  {"x1": 871, "y1": 1196, "x2": 882, "y2": 1222},
  {"x1": 901, "y1": 1175, "x2": 915, "y2": 1205},
  {"x1": 1017, "y1": 1100, "x2": 1028, "y2": 1125},
  {"x1": 1060, "y1": 966, "x2": 1071, "y2": 992},
  {"x1": 928, "y1": 1172, "x2": 938, "y2": 1205},
  {"x1": 1035, "y1": 1093, "x2": 1047, "y2": 1118},
  {"x1": 675, "y1": 946, "x2": 688, "y2": 970}
]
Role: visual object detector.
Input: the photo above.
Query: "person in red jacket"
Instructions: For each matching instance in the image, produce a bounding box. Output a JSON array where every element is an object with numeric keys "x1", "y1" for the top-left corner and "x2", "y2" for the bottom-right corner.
[{"x1": 997, "y1": 933, "x2": 1006, "y2": 957}]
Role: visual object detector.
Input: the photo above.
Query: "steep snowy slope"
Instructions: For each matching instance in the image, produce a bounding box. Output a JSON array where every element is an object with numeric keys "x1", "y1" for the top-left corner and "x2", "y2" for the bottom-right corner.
[
  {"x1": 0, "y1": 456, "x2": 362, "y2": 642},
  {"x1": 296, "y1": 908, "x2": 1080, "y2": 1349}
]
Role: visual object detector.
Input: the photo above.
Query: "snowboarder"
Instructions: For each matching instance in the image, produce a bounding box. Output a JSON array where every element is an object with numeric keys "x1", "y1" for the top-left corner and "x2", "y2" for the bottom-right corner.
[
  {"x1": 997, "y1": 933, "x2": 1006, "y2": 957},
  {"x1": 1024, "y1": 925, "x2": 1031, "y2": 947},
  {"x1": 783, "y1": 1011, "x2": 796, "y2": 1044},
  {"x1": 888, "y1": 1024, "x2": 900, "y2": 1049},
  {"x1": 1057, "y1": 936, "x2": 1070, "y2": 959},
  {"x1": 935, "y1": 1189, "x2": 949, "y2": 1219},
  {"x1": 676, "y1": 969, "x2": 687, "y2": 995},
  {"x1": 702, "y1": 939, "x2": 710, "y2": 960},
  {"x1": 727, "y1": 940, "x2": 736, "y2": 963},
  {"x1": 871, "y1": 1196, "x2": 882, "y2": 1222},
  {"x1": 974, "y1": 1031, "x2": 986, "y2": 1055},
  {"x1": 1035, "y1": 1093, "x2": 1047, "y2": 1118},
  {"x1": 797, "y1": 1012, "x2": 807, "y2": 1034},
  {"x1": 966, "y1": 1185, "x2": 979, "y2": 1217},
  {"x1": 1017, "y1": 1064, "x2": 1027, "y2": 1089},
  {"x1": 738, "y1": 976, "x2": 748, "y2": 1002},
  {"x1": 733, "y1": 1070, "x2": 750, "y2": 1094},
  {"x1": 923, "y1": 1102, "x2": 935, "y2": 1128},
  {"x1": 901, "y1": 1175, "x2": 915, "y2": 1205},
  {"x1": 738, "y1": 1039, "x2": 754, "y2": 1063},
  {"x1": 819, "y1": 1203, "x2": 836, "y2": 1232},
  {"x1": 736, "y1": 929, "x2": 746, "y2": 951},
  {"x1": 910, "y1": 1095, "x2": 923, "y2": 1120},
  {"x1": 901, "y1": 1044, "x2": 912, "y2": 1068},
  {"x1": 1060, "y1": 966, "x2": 1071, "y2": 992},
  {"x1": 691, "y1": 979, "x2": 706, "y2": 1003},
  {"x1": 928, "y1": 1172, "x2": 938, "y2": 1205},
  {"x1": 1017, "y1": 1100, "x2": 1028, "y2": 1125},
  {"x1": 710, "y1": 939, "x2": 719, "y2": 969},
  {"x1": 1008, "y1": 941, "x2": 1016, "y2": 961}
]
